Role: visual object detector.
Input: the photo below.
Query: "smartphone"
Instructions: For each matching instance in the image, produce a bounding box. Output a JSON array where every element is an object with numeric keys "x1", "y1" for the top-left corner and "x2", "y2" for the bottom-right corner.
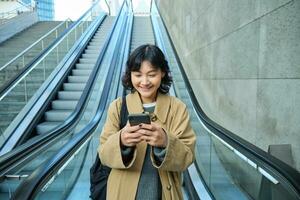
[{"x1": 128, "y1": 113, "x2": 151, "y2": 126}]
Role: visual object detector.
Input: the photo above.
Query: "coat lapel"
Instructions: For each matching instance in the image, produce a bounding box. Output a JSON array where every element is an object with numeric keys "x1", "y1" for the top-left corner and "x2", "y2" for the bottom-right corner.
[
  {"x1": 126, "y1": 91, "x2": 144, "y2": 114},
  {"x1": 154, "y1": 92, "x2": 171, "y2": 124},
  {"x1": 126, "y1": 91, "x2": 171, "y2": 124}
]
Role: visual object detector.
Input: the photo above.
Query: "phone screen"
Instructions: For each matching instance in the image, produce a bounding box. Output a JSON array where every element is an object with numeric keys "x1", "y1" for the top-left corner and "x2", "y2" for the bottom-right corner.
[{"x1": 128, "y1": 113, "x2": 151, "y2": 126}]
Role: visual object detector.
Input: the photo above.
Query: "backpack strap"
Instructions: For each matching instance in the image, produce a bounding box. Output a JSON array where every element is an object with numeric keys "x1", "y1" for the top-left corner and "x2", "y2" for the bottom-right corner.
[{"x1": 119, "y1": 95, "x2": 128, "y2": 129}]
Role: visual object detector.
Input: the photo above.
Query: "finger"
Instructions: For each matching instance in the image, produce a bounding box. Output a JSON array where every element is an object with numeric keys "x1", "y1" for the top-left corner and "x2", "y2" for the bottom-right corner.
[
  {"x1": 127, "y1": 124, "x2": 141, "y2": 132},
  {"x1": 127, "y1": 132, "x2": 143, "y2": 139},
  {"x1": 139, "y1": 123, "x2": 154, "y2": 131},
  {"x1": 136, "y1": 129, "x2": 152, "y2": 136}
]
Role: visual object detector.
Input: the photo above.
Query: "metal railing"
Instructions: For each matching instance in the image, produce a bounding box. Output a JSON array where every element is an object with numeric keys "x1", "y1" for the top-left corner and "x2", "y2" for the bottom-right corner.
[
  {"x1": 0, "y1": 2, "x2": 34, "y2": 24},
  {"x1": 0, "y1": 19, "x2": 72, "y2": 85}
]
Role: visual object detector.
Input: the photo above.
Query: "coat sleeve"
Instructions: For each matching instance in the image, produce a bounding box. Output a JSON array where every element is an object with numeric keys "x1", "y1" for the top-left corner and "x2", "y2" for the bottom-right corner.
[
  {"x1": 98, "y1": 98, "x2": 136, "y2": 169},
  {"x1": 151, "y1": 101, "x2": 196, "y2": 171}
]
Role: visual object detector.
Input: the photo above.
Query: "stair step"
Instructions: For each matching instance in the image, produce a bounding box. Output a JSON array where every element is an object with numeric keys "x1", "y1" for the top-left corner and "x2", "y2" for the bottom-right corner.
[
  {"x1": 87, "y1": 46, "x2": 101, "y2": 51},
  {"x1": 85, "y1": 49, "x2": 100, "y2": 54},
  {"x1": 36, "y1": 121, "x2": 61, "y2": 135},
  {"x1": 72, "y1": 69, "x2": 92, "y2": 76},
  {"x1": 79, "y1": 58, "x2": 97, "y2": 64},
  {"x1": 63, "y1": 83, "x2": 86, "y2": 91},
  {"x1": 45, "y1": 110, "x2": 72, "y2": 121},
  {"x1": 68, "y1": 76, "x2": 89, "y2": 83},
  {"x1": 58, "y1": 91, "x2": 82, "y2": 100},
  {"x1": 81, "y1": 54, "x2": 99, "y2": 59},
  {"x1": 51, "y1": 100, "x2": 77, "y2": 110},
  {"x1": 75, "y1": 63, "x2": 95, "y2": 69}
]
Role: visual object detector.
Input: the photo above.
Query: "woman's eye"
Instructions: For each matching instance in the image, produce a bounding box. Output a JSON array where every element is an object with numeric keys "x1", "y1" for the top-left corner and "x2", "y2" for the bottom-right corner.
[
  {"x1": 133, "y1": 74, "x2": 142, "y2": 77},
  {"x1": 148, "y1": 74, "x2": 156, "y2": 77}
]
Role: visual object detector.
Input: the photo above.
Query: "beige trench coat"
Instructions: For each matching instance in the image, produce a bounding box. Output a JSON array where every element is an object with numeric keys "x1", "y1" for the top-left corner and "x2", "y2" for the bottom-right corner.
[{"x1": 99, "y1": 91, "x2": 196, "y2": 200}]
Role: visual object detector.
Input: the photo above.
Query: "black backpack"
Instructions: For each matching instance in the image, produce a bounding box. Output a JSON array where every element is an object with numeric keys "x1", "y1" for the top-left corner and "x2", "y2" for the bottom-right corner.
[{"x1": 90, "y1": 96, "x2": 128, "y2": 200}]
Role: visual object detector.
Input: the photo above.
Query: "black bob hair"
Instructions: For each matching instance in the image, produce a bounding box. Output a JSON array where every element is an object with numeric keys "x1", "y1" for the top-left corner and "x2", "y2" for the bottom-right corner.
[{"x1": 122, "y1": 44, "x2": 173, "y2": 94}]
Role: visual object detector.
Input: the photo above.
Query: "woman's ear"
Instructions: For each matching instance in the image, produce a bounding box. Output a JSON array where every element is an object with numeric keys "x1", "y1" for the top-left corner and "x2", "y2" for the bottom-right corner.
[{"x1": 161, "y1": 71, "x2": 166, "y2": 78}]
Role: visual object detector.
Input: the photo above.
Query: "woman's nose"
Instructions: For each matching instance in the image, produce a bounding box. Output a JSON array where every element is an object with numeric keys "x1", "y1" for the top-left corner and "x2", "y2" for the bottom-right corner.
[{"x1": 141, "y1": 76, "x2": 149, "y2": 84}]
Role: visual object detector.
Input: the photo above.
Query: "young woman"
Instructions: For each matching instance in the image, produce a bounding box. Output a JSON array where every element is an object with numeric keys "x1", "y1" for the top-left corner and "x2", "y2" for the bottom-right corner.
[{"x1": 99, "y1": 44, "x2": 196, "y2": 200}]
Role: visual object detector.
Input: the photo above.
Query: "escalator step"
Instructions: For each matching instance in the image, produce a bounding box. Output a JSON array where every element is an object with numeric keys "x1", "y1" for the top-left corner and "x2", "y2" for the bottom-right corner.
[
  {"x1": 36, "y1": 121, "x2": 61, "y2": 135},
  {"x1": 75, "y1": 63, "x2": 95, "y2": 69},
  {"x1": 72, "y1": 69, "x2": 92, "y2": 76},
  {"x1": 79, "y1": 58, "x2": 97, "y2": 64},
  {"x1": 58, "y1": 91, "x2": 82, "y2": 100},
  {"x1": 51, "y1": 100, "x2": 77, "y2": 110},
  {"x1": 45, "y1": 110, "x2": 72, "y2": 121},
  {"x1": 63, "y1": 83, "x2": 86, "y2": 91},
  {"x1": 68, "y1": 76, "x2": 89, "y2": 83}
]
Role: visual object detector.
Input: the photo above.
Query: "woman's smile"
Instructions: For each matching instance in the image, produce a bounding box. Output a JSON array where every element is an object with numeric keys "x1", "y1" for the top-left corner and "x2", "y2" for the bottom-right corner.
[
  {"x1": 131, "y1": 61, "x2": 165, "y2": 103},
  {"x1": 138, "y1": 85, "x2": 152, "y2": 91}
]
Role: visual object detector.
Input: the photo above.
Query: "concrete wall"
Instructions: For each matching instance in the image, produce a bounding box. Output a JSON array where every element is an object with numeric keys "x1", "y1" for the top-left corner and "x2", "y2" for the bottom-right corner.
[
  {"x1": 155, "y1": 0, "x2": 300, "y2": 171},
  {"x1": 0, "y1": 11, "x2": 38, "y2": 44}
]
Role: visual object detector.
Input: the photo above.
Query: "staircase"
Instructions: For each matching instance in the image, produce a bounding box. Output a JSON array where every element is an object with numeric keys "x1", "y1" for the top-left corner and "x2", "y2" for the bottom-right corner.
[
  {"x1": 35, "y1": 17, "x2": 115, "y2": 135},
  {"x1": 0, "y1": 21, "x2": 64, "y2": 67},
  {"x1": 0, "y1": 17, "x2": 115, "y2": 200},
  {"x1": 130, "y1": 17, "x2": 155, "y2": 52}
]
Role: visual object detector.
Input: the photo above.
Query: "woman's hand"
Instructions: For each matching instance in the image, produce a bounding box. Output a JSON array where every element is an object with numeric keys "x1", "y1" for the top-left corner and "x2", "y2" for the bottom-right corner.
[
  {"x1": 120, "y1": 123, "x2": 143, "y2": 147},
  {"x1": 138, "y1": 123, "x2": 168, "y2": 148}
]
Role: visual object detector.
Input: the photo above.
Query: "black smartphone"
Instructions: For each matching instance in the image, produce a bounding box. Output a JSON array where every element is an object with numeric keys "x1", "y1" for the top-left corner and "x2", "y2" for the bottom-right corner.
[{"x1": 128, "y1": 113, "x2": 151, "y2": 126}]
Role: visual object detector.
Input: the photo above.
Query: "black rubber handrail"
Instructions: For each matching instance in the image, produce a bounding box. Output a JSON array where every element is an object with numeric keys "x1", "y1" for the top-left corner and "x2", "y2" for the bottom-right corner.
[
  {"x1": 150, "y1": 11, "x2": 200, "y2": 199},
  {"x1": 12, "y1": 5, "x2": 132, "y2": 200},
  {"x1": 154, "y1": 4, "x2": 300, "y2": 199},
  {"x1": 0, "y1": 3, "x2": 124, "y2": 178},
  {"x1": 0, "y1": 0, "x2": 100, "y2": 100}
]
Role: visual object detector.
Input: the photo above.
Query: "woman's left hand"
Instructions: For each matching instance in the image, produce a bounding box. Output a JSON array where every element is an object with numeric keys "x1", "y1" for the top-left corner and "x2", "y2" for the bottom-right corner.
[{"x1": 137, "y1": 123, "x2": 168, "y2": 148}]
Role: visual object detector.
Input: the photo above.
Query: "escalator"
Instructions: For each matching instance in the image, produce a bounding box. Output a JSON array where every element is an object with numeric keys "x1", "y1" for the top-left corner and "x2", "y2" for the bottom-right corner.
[
  {"x1": 3, "y1": 1, "x2": 300, "y2": 200},
  {"x1": 0, "y1": 19, "x2": 74, "y2": 145},
  {"x1": 130, "y1": 17, "x2": 155, "y2": 51},
  {"x1": 35, "y1": 17, "x2": 114, "y2": 135},
  {"x1": 0, "y1": 15, "x2": 117, "y2": 200},
  {"x1": 9, "y1": 2, "x2": 132, "y2": 199},
  {"x1": 0, "y1": 3, "x2": 104, "y2": 153},
  {"x1": 0, "y1": 1, "x2": 127, "y2": 198}
]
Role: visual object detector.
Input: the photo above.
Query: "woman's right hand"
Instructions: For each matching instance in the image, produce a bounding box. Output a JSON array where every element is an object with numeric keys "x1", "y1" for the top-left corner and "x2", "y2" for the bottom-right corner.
[{"x1": 120, "y1": 123, "x2": 143, "y2": 147}]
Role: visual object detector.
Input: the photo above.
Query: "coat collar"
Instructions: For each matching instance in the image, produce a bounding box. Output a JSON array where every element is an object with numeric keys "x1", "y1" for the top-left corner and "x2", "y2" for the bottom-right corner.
[{"x1": 126, "y1": 91, "x2": 171, "y2": 123}]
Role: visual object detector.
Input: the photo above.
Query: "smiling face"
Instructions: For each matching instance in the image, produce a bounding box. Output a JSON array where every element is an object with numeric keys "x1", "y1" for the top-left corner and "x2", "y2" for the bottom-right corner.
[{"x1": 131, "y1": 61, "x2": 165, "y2": 103}]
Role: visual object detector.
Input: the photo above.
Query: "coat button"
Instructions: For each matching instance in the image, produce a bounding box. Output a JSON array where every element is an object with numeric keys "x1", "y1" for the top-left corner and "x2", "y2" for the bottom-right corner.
[
  {"x1": 150, "y1": 114, "x2": 157, "y2": 122},
  {"x1": 167, "y1": 185, "x2": 171, "y2": 190}
]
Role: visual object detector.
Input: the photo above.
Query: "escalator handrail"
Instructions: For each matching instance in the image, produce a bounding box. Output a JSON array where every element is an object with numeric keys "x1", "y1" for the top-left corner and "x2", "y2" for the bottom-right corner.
[
  {"x1": 150, "y1": 10, "x2": 201, "y2": 199},
  {"x1": 0, "y1": 0, "x2": 101, "y2": 101},
  {"x1": 12, "y1": 4, "x2": 132, "y2": 200},
  {"x1": 0, "y1": 11, "x2": 108, "y2": 177},
  {"x1": 152, "y1": 2, "x2": 300, "y2": 199}
]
